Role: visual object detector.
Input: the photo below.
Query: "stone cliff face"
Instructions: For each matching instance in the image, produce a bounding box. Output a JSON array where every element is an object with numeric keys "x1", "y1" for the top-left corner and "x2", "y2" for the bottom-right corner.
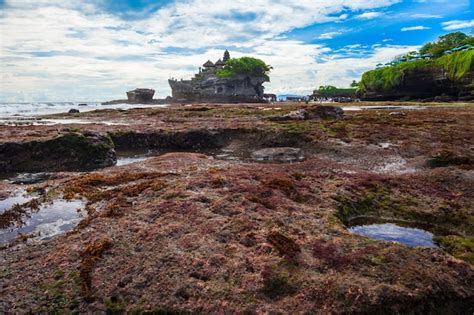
[
  {"x1": 360, "y1": 67, "x2": 473, "y2": 101},
  {"x1": 358, "y1": 51, "x2": 474, "y2": 101}
]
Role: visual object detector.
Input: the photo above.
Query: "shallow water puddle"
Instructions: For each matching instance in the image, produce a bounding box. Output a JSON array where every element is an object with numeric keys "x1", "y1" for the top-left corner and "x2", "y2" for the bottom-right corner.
[
  {"x1": 0, "y1": 191, "x2": 85, "y2": 243},
  {"x1": 349, "y1": 223, "x2": 437, "y2": 247},
  {"x1": 116, "y1": 151, "x2": 152, "y2": 166},
  {"x1": 0, "y1": 192, "x2": 31, "y2": 213},
  {"x1": 342, "y1": 105, "x2": 423, "y2": 111}
]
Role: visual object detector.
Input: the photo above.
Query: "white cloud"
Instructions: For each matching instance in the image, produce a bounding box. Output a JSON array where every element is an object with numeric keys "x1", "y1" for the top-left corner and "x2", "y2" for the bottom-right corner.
[
  {"x1": 442, "y1": 19, "x2": 474, "y2": 30},
  {"x1": 0, "y1": 0, "x2": 404, "y2": 101},
  {"x1": 305, "y1": 45, "x2": 419, "y2": 92},
  {"x1": 411, "y1": 14, "x2": 442, "y2": 19},
  {"x1": 401, "y1": 25, "x2": 431, "y2": 31},
  {"x1": 317, "y1": 32, "x2": 343, "y2": 40},
  {"x1": 356, "y1": 12, "x2": 383, "y2": 19}
]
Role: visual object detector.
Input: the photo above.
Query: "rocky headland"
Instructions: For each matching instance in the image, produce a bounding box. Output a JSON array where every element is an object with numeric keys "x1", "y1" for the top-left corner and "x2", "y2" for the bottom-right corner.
[
  {"x1": 0, "y1": 102, "x2": 473, "y2": 313},
  {"x1": 358, "y1": 50, "x2": 473, "y2": 101}
]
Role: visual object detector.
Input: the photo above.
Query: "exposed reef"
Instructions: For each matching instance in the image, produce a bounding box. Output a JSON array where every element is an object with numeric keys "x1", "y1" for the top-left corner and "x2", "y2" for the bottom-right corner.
[{"x1": 0, "y1": 102, "x2": 473, "y2": 313}]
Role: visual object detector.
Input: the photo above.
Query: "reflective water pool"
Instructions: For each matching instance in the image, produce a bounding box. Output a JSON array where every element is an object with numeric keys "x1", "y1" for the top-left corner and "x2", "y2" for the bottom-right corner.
[
  {"x1": 349, "y1": 223, "x2": 437, "y2": 247},
  {"x1": 0, "y1": 191, "x2": 85, "y2": 243}
]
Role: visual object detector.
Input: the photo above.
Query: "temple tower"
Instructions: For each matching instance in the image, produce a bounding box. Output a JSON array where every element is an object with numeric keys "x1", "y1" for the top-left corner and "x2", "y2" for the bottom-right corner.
[{"x1": 223, "y1": 50, "x2": 230, "y2": 62}]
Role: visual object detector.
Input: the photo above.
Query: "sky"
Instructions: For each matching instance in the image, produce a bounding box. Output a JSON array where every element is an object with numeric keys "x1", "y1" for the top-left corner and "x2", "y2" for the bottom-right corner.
[{"x1": 0, "y1": 0, "x2": 473, "y2": 102}]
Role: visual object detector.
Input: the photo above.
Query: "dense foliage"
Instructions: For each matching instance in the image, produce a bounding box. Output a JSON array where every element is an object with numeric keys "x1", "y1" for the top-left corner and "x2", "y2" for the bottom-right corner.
[
  {"x1": 216, "y1": 57, "x2": 272, "y2": 81},
  {"x1": 420, "y1": 32, "x2": 474, "y2": 58},
  {"x1": 359, "y1": 50, "x2": 474, "y2": 93},
  {"x1": 314, "y1": 85, "x2": 357, "y2": 97}
]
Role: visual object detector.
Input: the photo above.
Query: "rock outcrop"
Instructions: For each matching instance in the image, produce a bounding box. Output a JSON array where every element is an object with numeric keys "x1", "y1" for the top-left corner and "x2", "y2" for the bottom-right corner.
[
  {"x1": 169, "y1": 50, "x2": 267, "y2": 103},
  {"x1": 358, "y1": 51, "x2": 474, "y2": 101},
  {"x1": 0, "y1": 132, "x2": 116, "y2": 173},
  {"x1": 126, "y1": 88, "x2": 155, "y2": 103}
]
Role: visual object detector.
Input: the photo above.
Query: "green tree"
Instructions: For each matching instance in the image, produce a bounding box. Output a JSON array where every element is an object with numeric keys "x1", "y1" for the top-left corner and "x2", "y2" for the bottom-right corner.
[
  {"x1": 216, "y1": 57, "x2": 272, "y2": 81},
  {"x1": 350, "y1": 80, "x2": 359, "y2": 87},
  {"x1": 316, "y1": 85, "x2": 338, "y2": 97},
  {"x1": 420, "y1": 32, "x2": 474, "y2": 57}
]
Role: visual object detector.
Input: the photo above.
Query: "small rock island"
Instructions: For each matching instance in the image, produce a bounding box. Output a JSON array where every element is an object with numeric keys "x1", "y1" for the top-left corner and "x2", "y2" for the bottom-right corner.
[{"x1": 169, "y1": 50, "x2": 269, "y2": 103}]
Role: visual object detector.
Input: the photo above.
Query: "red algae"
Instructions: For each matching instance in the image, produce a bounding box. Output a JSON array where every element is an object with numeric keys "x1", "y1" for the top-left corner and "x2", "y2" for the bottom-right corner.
[{"x1": 0, "y1": 103, "x2": 473, "y2": 313}]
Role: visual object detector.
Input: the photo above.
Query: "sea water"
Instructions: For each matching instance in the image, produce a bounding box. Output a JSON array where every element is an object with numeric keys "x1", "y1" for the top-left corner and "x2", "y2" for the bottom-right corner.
[{"x1": 0, "y1": 102, "x2": 169, "y2": 120}]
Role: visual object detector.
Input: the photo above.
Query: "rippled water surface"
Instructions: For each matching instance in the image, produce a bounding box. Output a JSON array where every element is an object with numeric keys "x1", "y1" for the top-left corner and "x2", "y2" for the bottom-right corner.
[
  {"x1": 0, "y1": 191, "x2": 85, "y2": 243},
  {"x1": 349, "y1": 223, "x2": 437, "y2": 247}
]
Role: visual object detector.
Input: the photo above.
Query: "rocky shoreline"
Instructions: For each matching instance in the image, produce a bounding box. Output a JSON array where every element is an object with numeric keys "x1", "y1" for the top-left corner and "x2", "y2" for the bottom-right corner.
[{"x1": 0, "y1": 102, "x2": 473, "y2": 313}]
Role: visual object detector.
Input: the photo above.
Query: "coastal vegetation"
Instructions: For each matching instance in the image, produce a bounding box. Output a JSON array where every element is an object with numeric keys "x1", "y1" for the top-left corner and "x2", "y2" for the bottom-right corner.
[
  {"x1": 358, "y1": 50, "x2": 473, "y2": 94},
  {"x1": 216, "y1": 57, "x2": 272, "y2": 81},
  {"x1": 314, "y1": 85, "x2": 357, "y2": 98},
  {"x1": 358, "y1": 32, "x2": 474, "y2": 97},
  {"x1": 420, "y1": 31, "x2": 474, "y2": 58}
]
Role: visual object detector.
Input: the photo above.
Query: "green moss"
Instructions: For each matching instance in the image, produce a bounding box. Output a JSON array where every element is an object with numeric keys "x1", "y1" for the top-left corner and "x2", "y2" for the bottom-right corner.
[
  {"x1": 434, "y1": 235, "x2": 474, "y2": 264},
  {"x1": 105, "y1": 298, "x2": 126, "y2": 314},
  {"x1": 426, "y1": 150, "x2": 472, "y2": 168},
  {"x1": 261, "y1": 272, "x2": 296, "y2": 299},
  {"x1": 335, "y1": 186, "x2": 402, "y2": 224},
  {"x1": 271, "y1": 121, "x2": 312, "y2": 134},
  {"x1": 436, "y1": 50, "x2": 474, "y2": 80},
  {"x1": 359, "y1": 60, "x2": 430, "y2": 93}
]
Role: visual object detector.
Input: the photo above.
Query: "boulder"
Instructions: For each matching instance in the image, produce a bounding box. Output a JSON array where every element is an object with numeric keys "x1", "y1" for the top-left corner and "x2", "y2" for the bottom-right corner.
[
  {"x1": 126, "y1": 88, "x2": 155, "y2": 103},
  {"x1": 0, "y1": 132, "x2": 116, "y2": 173},
  {"x1": 251, "y1": 147, "x2": 304, "y2": 163},
  {"x1": 68, "y1": 108, "x2": 80, "y2": 114},
  {"x1": 306, "y1": 106, "x2": 344, "y2": 120}
]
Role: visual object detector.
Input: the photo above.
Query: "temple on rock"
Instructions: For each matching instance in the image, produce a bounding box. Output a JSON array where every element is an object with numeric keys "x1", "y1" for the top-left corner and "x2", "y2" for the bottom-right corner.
[{"x1": 168, "y1": 50, "x2": 267, "y2": 103}]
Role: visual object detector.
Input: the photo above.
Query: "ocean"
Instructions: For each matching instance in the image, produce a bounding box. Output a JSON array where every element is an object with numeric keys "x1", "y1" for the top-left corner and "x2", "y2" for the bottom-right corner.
[{"x1": 0, "y1": 102, "x2": 169, "y2": 119}]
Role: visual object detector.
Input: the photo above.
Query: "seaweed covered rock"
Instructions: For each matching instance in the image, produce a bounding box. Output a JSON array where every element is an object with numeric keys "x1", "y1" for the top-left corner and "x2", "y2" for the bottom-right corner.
[
  {"x1": 0, "y1": 132, "x2": 116, "y2": 173},
  {"x1": 306, "y1": 105, "x2": 344, "y2": 120},
  {"x1": 268, "y1": 106, "x2": 343, "y2": 121},
  {"x1": 427, "y1": 150, "x2": 473, "y2": 168}
]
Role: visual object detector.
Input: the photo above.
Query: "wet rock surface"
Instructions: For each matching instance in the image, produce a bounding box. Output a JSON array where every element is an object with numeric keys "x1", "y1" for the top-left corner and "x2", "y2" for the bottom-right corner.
[
  {"x1": 251, "y1": 147, "x2": 304, "y2": 162},
  {"x1": 0, "y1": 132, "x2": 116, "y2": 173},
  {"x1": 268, "y1": 105, "x2": 344, "y2": 121},
  {"x1": 0, "y1": 102, "x2": 473, "y2": 313}
]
